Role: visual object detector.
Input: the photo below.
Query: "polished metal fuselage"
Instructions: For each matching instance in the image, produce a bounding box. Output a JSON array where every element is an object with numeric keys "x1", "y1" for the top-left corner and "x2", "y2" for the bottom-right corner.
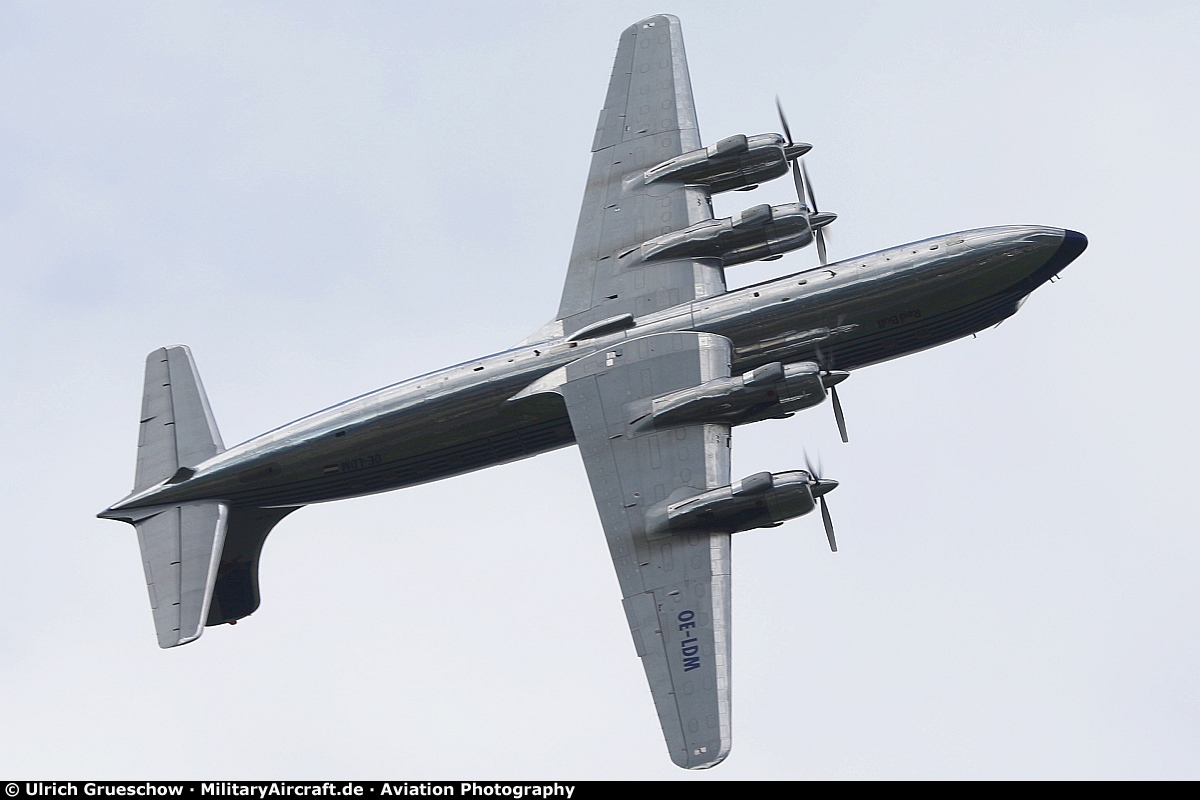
[{"x1": 107, "y1": 225, "x2": 1081, "y2": 514}]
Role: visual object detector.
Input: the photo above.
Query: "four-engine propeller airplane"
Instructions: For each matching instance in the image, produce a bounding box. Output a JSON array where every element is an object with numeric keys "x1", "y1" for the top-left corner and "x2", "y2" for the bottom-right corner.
[{"x1": 100, "y1": 14, "x2": 1087, "y2": 769}]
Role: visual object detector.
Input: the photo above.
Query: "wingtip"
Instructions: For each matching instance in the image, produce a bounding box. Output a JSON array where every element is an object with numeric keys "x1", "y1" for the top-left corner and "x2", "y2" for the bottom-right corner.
[
  {"x1": 670, "y1": 735, "x2": 731, "y2": 770},
  {"x1": 634, "y1": 13, "x2": 679, "y2": 29},
  {"x1": 673, "y1": 748, "x2": 731, "y2": 770}
]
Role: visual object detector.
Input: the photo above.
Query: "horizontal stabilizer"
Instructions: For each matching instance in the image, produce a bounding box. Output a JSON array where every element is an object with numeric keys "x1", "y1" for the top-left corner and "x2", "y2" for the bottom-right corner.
[
  {"x1": 134, "y1": 502, "x2": 228, "y2": 648},
  {"x1": 136, "y1": 346, "x2": 224, "y2": 492}
]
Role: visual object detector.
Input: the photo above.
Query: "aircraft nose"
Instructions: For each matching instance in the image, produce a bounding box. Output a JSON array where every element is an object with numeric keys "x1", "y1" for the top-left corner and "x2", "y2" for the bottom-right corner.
[
  {"x1": 1036, "y1": 228, "x2": 1088, "y2": 279},
  {"x1": 1060, "y1": 229, "x2": 1088, "y2": 262}
]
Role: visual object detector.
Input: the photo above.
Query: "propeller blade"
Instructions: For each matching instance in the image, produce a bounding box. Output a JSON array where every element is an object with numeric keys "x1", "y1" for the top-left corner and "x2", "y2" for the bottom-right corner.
[
  {"x1": 815, "y1": 346, "x2": 848, "y2": 441},
  {"x1": 800, "y1": 159, "x2": 820, "y2": 212},
  {"x1": 775, "y1": 95, "x2": 794, "y2": 146},
  {"x1": 792, "y1": 161, "x2": 807, "y2": 209},
  {"x1": 799, "y1": 159, "x2": 830, "y2": 265},
  {"x1": 831, "y1": 384, "x2": 849, "y2": 443},
  {"x1": 820, "y1": 495, "x2": 837, "y2": 552},
  {"x1": 803, "y1": 452, "x2": 839, "y2": 551}
]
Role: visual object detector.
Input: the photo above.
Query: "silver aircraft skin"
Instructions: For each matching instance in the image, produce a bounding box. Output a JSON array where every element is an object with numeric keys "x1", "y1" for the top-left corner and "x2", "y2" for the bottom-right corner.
[{"x1": 100, "y1": 15, "x2": 1087, "y2": 770}]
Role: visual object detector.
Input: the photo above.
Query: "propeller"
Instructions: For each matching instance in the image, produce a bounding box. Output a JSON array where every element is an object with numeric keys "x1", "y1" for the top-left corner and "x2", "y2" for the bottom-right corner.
[
  {"x1": 816, "y1": 345, "x2": 850, "y2": 443},
  {"x1": 800, "y1": 160, "x2": 831, "y2": 266},
  {"x1": 774, "y1": 96, "x2": 811, "y2": 160},
  {"x1": 803, "y1": 451, "x2": 839, "y2": 552},
  {"x1": 776, "y1": 96, "x2": 834, "y2": 266}
]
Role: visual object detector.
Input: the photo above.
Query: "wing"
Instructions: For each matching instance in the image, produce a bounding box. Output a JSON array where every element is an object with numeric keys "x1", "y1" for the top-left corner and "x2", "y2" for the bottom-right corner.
[
  {"x1": 556, "y1": 14, "x2": 724, "y2": 339},
  {"x1": 555, "y1": 331, "x2": 734, "y2": 769}
]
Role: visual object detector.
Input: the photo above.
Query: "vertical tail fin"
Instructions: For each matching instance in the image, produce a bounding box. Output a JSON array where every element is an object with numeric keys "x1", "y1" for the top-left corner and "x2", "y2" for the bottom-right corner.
[
  {"x1": 207, "y1": 506, "x2": 300, "y2": 626},
  {"x1": 106, "y1": 347, "x2": 302, "y2": 646}
]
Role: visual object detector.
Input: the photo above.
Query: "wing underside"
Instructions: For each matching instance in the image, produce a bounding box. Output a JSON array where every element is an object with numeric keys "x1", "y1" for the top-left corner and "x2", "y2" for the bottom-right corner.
[
  {"x1": 556, "y1": 14, "x2": 724, "y2": 339},
  {"x1": 557, "y1": 331, "x2": 734, "y2": 768}
]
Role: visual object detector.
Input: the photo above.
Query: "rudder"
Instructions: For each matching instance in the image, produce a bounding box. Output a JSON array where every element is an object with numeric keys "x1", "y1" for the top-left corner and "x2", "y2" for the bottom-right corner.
[{"x1": 207, "y1": 506, "x2": 300, "y2": 626}]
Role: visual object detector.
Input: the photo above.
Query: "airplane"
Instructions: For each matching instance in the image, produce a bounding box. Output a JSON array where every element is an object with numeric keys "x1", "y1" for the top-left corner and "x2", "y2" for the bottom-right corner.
[{"x1": 99, "y1": 14, "x2": 1087, "y2": 769}]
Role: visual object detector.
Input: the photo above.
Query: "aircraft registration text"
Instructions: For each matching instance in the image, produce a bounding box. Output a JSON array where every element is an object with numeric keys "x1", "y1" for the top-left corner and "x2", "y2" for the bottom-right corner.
[
  {"x1": 877, "y1": 309, "x2": 923, "y2": 329},
  {"x1": 678, "y1": 609, "x2": 701, "y2": 672}
]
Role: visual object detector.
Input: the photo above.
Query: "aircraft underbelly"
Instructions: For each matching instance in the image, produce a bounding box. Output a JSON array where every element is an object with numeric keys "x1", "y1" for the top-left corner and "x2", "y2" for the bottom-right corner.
[
  {"x1": 711, "y1": 263, "x2": 1033, "y2": 373},
  {"x1": 227, "y1": 286, "x2": 1024, "y2": 507},
  {"x1": 217, "y1": 386, "x2": 575, "y2": 508},
  {"x1": 143, "y1": 228, "x2": 1067, "y2": 512}
]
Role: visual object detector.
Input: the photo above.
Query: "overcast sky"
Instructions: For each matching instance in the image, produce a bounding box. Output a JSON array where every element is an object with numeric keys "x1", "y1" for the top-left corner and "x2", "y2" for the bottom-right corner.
[{"x1": 1, "y1": 0, "x2": 1198, "y2": 780}]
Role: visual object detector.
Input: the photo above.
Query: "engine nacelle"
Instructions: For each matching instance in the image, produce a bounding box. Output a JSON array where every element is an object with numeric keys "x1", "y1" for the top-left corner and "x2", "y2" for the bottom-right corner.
[
  {"x1": 627, "y1": 360, "x2": 848, "y2": 434},
  {"x1": 645, "y1": 470, "x2": 831, "y2": 537},
  {"x1": 635, "y1": 202, "x2": 821, "y2": 267},
  {"x1": 643, "y1": 133, "x2": 802, "y2": 194}
]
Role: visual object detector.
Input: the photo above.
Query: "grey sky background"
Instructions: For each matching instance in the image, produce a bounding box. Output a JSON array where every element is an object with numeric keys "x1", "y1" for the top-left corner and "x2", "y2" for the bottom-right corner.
[{"x1": 1, "y1": 0, "x2": 1197, "y2": 779}]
